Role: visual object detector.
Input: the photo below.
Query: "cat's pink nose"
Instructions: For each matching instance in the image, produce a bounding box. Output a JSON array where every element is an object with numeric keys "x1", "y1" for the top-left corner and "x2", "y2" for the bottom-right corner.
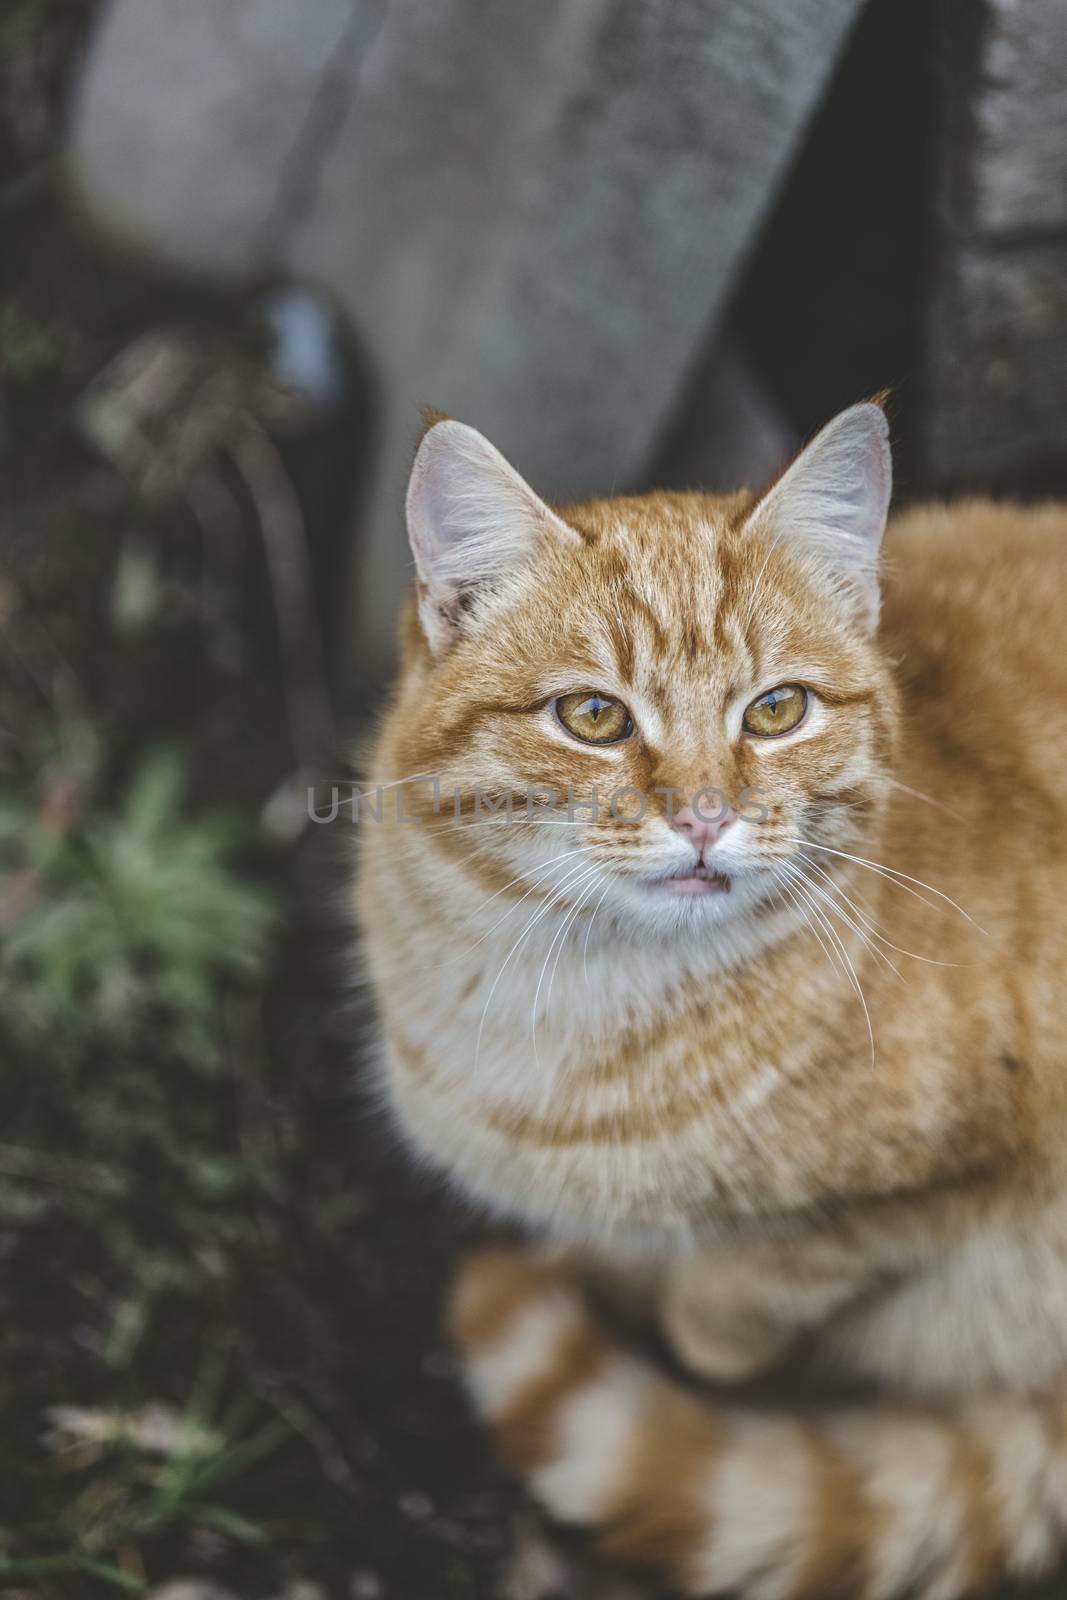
[{"x1": 671, "y1": 803, "x2": 736, "y2": 853}]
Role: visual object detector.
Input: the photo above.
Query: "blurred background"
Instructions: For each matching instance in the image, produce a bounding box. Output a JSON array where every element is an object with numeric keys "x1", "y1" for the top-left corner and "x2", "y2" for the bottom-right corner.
[{"x1": 2, "y1": 2, "x2": 1066, "y2": 1596}]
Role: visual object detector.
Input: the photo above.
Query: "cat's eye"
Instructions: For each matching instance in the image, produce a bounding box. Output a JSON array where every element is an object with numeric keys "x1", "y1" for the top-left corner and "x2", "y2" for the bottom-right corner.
[
  {"x1": 554, "y1": 691, "x2": 634, "y2": 745},
  {"x1": 742, "y1": 684, "x2": 809, "y2": 738}
]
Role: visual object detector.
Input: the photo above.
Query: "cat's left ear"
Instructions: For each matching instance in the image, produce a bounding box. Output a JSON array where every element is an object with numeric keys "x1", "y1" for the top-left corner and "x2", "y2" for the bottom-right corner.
[
  {"x1": 743, "y1": 402, "x2": 892, "y2": 632},
  {"x1": 406, "y1": 419, "x2": 580, "y2": 654}
]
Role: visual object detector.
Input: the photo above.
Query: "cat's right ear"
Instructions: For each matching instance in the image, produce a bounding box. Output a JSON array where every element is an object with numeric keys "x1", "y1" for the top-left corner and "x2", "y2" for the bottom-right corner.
[
  {"x1": 406, "y1": 419, "x2": 579, "y2": 654},
  {"x1": 742, "y1": 403, "x2": 892, "y2": 632}
]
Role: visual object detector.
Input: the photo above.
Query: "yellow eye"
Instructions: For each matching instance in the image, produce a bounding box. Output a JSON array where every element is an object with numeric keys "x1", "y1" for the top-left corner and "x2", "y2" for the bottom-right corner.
[
  {"x1": 743, "y1": 684, "x2": 808, "y2": 737},
  {"x1": 555, "y1": 691, "x2": 634, "y2": 745}
]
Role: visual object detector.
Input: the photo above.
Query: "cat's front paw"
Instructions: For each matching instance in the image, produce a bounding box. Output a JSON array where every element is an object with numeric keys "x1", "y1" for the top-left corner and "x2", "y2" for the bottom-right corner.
[
  {"x1": 660, "y1": 1261, "x2": 797, "y2": 1384},
  {"x1": 660, "y1": 1298, "x2": 793, "y2": 1383}
]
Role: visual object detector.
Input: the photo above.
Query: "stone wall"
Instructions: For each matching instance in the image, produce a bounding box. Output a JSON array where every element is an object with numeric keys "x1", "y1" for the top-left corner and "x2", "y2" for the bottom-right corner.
[{"x1": 71, "y1": 0, "x2": 868, "y2": 673}]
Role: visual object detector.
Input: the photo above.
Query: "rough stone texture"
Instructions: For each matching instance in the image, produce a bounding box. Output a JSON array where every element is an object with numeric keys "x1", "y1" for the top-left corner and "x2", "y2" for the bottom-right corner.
[
  {"x1": 929, "y1": 242, "x2": 1067, "y2": 479},
  {"x1": 71, "y1": 0, "x2": 373, "y2": 277},
  {"x1": 71, "y1": 0, "x2": 869, "y2": 674},
  {"x1": 291, "y1": 0, "x2": 868, "y2": 671},
  {"x1": 966, "y1": 0, "x2": 1067, "y2": 235},
  {"x1": 923, "y1": 0, "x2": 1067, "y2": 491}
]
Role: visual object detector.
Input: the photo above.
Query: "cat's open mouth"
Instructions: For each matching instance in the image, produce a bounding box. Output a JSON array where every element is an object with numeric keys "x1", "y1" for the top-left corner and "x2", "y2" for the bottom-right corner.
[{"x1": 652, "y1": 864, "x2": 732, "y2": 896}]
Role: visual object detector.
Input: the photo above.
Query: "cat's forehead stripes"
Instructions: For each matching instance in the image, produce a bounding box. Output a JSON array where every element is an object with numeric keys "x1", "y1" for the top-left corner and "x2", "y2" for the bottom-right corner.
[{"x1": 551, "y1": 496, "x2": 769, "y2": 701}]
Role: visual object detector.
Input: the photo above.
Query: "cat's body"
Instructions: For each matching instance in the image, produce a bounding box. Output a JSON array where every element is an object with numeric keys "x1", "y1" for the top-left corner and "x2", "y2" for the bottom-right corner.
[{"x1": 358, "y1": 407, "x2": 1067, "y2": 1598}]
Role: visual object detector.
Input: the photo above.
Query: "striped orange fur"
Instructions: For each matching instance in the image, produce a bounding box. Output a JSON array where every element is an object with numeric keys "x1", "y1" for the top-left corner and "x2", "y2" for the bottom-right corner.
[
  {"x1": 451, "y1": 1251, "x2": 1067, "y2": 1599},
  {"x1": 358, "y1": 404, "x2": 1067, "y2": 1598}
]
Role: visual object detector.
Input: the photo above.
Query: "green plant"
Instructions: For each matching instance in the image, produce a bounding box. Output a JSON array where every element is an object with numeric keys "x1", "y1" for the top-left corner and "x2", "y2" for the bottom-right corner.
[
  {"x1": 0, "y1": 732, "x2": 292, "y2": 1592},
  {"x1": 4, "y1": 1368, "x2": 291, "y2": 1595},
  {"x1": 0, "y1": 743, "x2": 275, "y2": 1063}
]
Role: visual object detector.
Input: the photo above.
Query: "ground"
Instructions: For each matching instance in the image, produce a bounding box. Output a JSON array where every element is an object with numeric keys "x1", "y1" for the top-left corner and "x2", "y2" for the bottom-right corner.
[{"x1": 1, "y1": 7, "x2": 520, "y2": 1595}]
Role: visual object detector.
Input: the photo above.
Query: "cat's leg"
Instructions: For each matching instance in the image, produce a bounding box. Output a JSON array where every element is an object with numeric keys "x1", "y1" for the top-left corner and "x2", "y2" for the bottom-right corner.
[
  {"x1": 546, "y1": 1232, "x2": 886, "y2": 1386},
  {"x1": 658, "y1": 1235, "x2": 877, "y2": 1382},
  {"x1": 544, "y1": 1244, "x2": 663, "y2": 1329},
  {"x1": 452, "y1": 1248, "x2": 1067, "y2": 1600},
  {"x1": 535, "y1": 1236, "x2": 875, "y2": 1384}
]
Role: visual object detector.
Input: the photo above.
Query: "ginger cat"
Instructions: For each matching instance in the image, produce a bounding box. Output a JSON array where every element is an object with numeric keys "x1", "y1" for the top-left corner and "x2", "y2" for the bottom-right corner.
[{"x1": 357, "y1": 403, "x2": 1067, "y2": 1599}]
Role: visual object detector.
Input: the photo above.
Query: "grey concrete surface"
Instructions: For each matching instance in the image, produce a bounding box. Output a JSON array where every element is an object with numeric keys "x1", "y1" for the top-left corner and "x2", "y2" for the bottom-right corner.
[
  {"x1": 71, "y1": 0, "x2": 867, "y2": 673},
  {"x1": 923, "y1": 0, "x2": 1067, "y2": 490}
]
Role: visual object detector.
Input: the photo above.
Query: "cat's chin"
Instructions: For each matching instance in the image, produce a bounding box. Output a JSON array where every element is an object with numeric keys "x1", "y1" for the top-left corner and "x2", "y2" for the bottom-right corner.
[{"x1": 648, "y1": 866, "x2": 731, "y2": 897}]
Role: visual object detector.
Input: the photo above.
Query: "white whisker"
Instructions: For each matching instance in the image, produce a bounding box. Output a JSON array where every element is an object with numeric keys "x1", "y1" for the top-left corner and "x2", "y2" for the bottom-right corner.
[
  {"x1": 474, "y1": 858, "x2": 594, "y2": 1072},
  {"x1": 784, "y1": 862, "x2": 901, "y2": 981},
  {"x1": 888, "y1": 777, "x2": 965, "y2": 822},
  {"x1": 582, "y1": 878, "x2": 615, "y2": 989},
  {"x1": 425, "y1": 847, "x2": 591, "y2": 973},
  {"x1": 351, "y1": 769, "x2": 438, "y2": 795},
  {"x1": 531, "y1": 865, "x2": 603, "y2": 1068},
  {"x1": 545, "y1": 868, "x2": 604, "y2": 1024},
  {"x1": 533, "y1": 868, "x2": 606, "y2": 1097},
  {"x1": 427, "y1": 817, "x2": 577, "y2": 837},
  {"x1": 784, "y1": 836, "x2": 986, "y2": 933},
  {"x1": 796, "y1": 851, "x2": 967, "y2": 968},
  {"x1": 780, "y1": 864, "x2": 876, "y2": 1064},
  {"x1": 773, "y1": 869, "x2": 846, "y2": 993}
]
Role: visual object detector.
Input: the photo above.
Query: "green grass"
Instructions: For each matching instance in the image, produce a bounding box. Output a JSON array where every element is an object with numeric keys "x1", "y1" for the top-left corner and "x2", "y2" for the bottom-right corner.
[
  {"x1": 1, "y1": 741, "x2": 275, "y2": 1059},
  {"x1": 0, "y1": 725, "x2": 286, "y2": 1590}
]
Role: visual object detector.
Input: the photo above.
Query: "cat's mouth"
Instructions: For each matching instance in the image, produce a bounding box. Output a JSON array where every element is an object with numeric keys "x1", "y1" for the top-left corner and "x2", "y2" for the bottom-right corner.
[{"x1": 650, "y1": 864, "x2": 732, "y2": 896}]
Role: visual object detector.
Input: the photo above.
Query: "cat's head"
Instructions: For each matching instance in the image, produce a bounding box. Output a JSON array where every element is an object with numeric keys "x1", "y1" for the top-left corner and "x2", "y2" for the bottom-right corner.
[{"x1": 385, "y1": 403, "x2": 898, "y2": 941}]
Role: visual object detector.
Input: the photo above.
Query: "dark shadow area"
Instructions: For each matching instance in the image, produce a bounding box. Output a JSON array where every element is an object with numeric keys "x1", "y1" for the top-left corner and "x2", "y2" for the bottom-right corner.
[{"x1": 732, "y1": 0, "x2": 941, "y2": 487}]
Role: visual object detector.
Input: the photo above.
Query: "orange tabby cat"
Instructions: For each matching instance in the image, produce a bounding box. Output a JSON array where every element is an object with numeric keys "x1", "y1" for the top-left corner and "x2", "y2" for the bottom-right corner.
[{"x1": 357, "y1": 403, "x2": 1067, "y2": 1599}]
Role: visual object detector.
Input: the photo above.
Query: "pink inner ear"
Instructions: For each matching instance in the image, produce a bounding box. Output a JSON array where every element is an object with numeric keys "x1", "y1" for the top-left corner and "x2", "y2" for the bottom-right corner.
[
  {"x1": 405, "y1": 419, "x2": 576, "y2": 653},
  {"x1": 406, "y1": 426, "x2": 463, "y2": 572},
  {"x1": 405, "y1": 419, "x2": 581, "y2": 601},
  {"x1": 406, "y1": 419, "x2": 519, "y2": 577},
  {"x1": 754, "y1": 404, "x2": 891, "y2": 549},
  {"x1": 742, "y1": 405, "x2": 891, "y2": 634}
]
